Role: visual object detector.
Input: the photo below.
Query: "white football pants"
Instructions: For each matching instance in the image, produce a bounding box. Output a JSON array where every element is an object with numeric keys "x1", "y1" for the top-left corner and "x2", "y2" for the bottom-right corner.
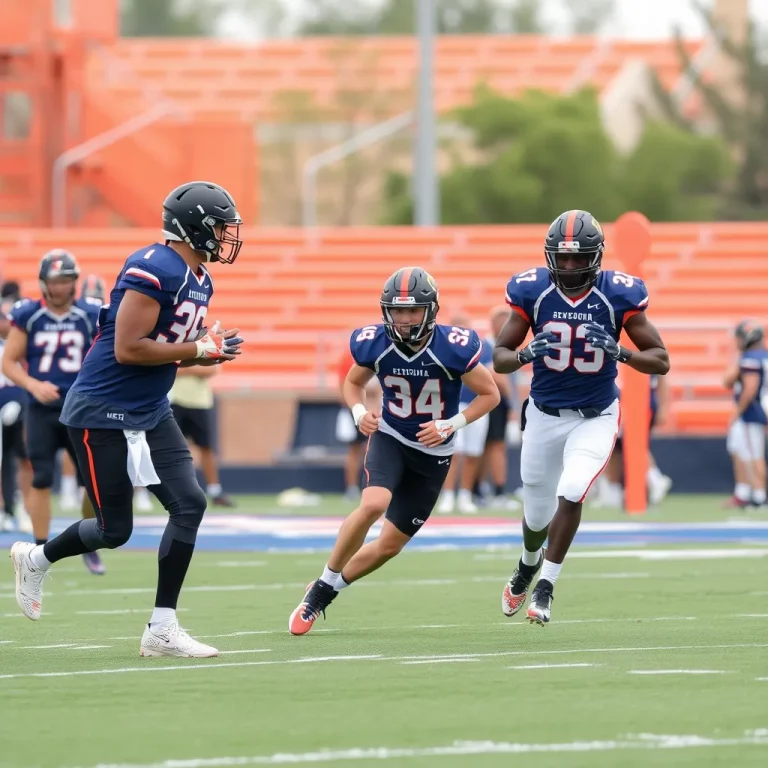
[{"x1": 520, "y1": 398, "x2": 621, "y2": 531}]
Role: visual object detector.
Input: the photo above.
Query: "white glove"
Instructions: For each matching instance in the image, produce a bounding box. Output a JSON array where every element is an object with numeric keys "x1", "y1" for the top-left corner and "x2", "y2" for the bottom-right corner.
[{"x1": 194, "y1": 321, "x2": 244, "y2": 360}]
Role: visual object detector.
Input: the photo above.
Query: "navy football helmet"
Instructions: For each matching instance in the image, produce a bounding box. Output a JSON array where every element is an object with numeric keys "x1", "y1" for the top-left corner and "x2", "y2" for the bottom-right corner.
[
  {"x1": 162, "y1": 181, "x2": 243, "y2": 264},
  {"x1": 39, "y1": 249, "x2": 79, "y2": 303},
  {"x1": 544, "y1": 210, "x2": 605, "y2": 292},
  {"x1": 381, "y1": 266, "x2": 439, "y2": 344},
  {"x1": 735, "y1": 319, "x2": 765, "y2": 350}
]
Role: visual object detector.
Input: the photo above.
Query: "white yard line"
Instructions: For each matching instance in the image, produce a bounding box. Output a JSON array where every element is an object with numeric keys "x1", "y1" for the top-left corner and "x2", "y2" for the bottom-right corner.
[
  {"x1": 476, "y1": 548, "x2": 768, "y2": 561},
  {"x1": 628, "y1": 670, "x2": 727, "y2": 675},
  {"x1": 507, "y1": 663, "x2": 599, "y2": 670},
  {"x1": 217, "y1": 650, "x2": 272, "y2": 656},
  {"x1": 2, "y1": 643, "x2": 766, "y2": 682},
  {"x1": 80, "y1": 731, "x2": 768, "y2": 767},
  {"x1": 400, "y1": 658, "x2": 479, "y2": 665}
]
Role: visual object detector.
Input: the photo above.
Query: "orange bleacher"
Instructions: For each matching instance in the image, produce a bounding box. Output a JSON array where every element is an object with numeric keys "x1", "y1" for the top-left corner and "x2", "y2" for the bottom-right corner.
[
  {"x1": 88, "y1": 36, "x2": 705, "y2": 120},
  {"x1": 0, "y1": 222, "x2": 762, "y2": 436}
]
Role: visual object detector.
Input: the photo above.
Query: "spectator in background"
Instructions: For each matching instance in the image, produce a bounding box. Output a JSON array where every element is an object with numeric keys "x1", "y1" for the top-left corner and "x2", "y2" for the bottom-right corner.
[
  {"x1": 0, "y1": 281, "x2": 32, "y2": 533},
  {"x1": 169, "y1": 364, "x2": 234, "y2": 507},
  {"x1": 479, "y1": 306, "x2": 522, "y2": 511},
  {"x1": 335, "y1": 348, "x2": 380, "y2": 501},
  {"x1": 724, "y1": 320, "x2": 767, "y2": 509}
]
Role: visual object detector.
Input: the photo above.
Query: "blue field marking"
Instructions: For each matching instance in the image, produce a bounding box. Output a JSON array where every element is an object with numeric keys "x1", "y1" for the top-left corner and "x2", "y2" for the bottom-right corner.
[{"x1": 2, "y1": 516, "x2": 767, "y2": 552}]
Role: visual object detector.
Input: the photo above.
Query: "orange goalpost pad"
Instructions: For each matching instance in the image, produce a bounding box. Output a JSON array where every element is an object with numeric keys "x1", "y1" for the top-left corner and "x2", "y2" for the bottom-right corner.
[{"x1": 613, "y1": 212, "x2": 652, "y2": 515}]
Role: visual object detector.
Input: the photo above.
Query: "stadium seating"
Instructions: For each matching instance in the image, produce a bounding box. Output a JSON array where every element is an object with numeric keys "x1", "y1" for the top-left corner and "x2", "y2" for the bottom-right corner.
[
  {"x1": 86, "y1": 36, "x2": 705, "y2": 120},
  {"x1": 0, "y1": 221, "x2": 763, "y2": 435}
]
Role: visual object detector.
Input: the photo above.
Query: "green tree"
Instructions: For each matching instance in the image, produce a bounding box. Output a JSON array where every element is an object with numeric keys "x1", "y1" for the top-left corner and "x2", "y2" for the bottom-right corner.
[
  {"x1": 298, "y1": 0, "x2": 543, "y2": 36},
  {"x1": 120, "y1": 0, "x2": 226, "y2": 37},
  {"x1": 381, "y1": 87, "x2": 732, "y2": 225},
  {"x1": 652, "y1": 3, "x2": 768, "y2": 218}
]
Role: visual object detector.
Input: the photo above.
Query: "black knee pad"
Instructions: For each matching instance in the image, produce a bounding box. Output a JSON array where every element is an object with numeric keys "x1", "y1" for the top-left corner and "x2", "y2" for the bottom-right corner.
[
  {"x1": 99, "y1": 516, "x2": 134, "y2": 549},
  {"x1": 167, "y1": 484, "x2": 207, "y2": 532},
  {"x1": 30, "y1": 457, "x2": 55, "y2": 490}
]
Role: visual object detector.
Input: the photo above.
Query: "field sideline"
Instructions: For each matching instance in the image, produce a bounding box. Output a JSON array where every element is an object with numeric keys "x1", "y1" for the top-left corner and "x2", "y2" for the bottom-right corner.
[{"x1": 0, "y1": 494, "x2": 766, "y2": 767}]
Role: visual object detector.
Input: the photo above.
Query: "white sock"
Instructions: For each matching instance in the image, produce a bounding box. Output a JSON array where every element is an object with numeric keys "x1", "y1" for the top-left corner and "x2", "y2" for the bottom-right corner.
[
  {"x1": 30, "y1": 545, "x2": 52, "y2": 572},
  {"x1": 521, "y1": 547, "x2": 541, "y2": 566},
  {"x1": 335, "y1": 573, "x2": 350, "y2": 591},
  {"x1": 207, "y1": 483, "x2": 223, "y2": 498},
  {"x1": 150, "y1": 607, "x2": 176, "y2": 626},
  {"x1": 457, "y1": 489, "x2": 473, "y2": 504},
  {"x1": 540, "y1": 560, "x2": 563, "y2": 586},
  {"x1": 735, "y1": 482, "x2": 751, "y2": 502},
  {"x1": 754, "y1": 488, "x2": 767, "y2": 505},
  {"x1": 647, "y1": 466, "x2": 663, "y2": 486},
  {"x1": 60, "y1": 475, "x2": 77, "y2": 498},
  {"x1": 320, "y1": 564, "x2": 339, "y2": 587},
  {"x1": 441, "y1": 490, "x2": 455, "y2": 503}
]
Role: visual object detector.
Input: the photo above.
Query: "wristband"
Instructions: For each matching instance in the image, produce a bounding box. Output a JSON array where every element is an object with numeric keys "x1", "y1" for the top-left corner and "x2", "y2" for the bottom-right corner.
[
  {"x1": 617, "y1": 347, "x2": 633, "y2": 363},
  {"x1": 351, "y1": 403, "x2": 368, "y2": 427},
  {"x1": 447, "y1": 412, "x2": 467, "y2": 431}
]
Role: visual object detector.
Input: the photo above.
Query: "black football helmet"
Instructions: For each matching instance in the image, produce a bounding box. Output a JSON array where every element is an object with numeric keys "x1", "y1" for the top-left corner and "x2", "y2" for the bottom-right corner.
[
  {"x1": 544, "y1": 210, "x2": 605, "y2": 292},
  {"x1": 0, "y1": 281, "x2": 20, "y2": 302},
  {"x1": 735, "y1": 319, "x2": 765, "y2": 350},
  {"x1": 39, "y1": 249, "x2": 79, "y2": 302},
  {"x1": 381, "y1": 266, "x2": 439, "y2": 344},
  {"x1": 162, "y1": 181, "x2": 243, "y2": 264},
  {"x1": 80, "y1": 273, "x2": 106, "y2": 302}
]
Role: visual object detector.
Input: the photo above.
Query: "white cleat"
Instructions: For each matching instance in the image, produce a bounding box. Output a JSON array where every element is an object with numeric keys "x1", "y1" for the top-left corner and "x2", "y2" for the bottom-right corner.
[
  {"x1": 139, "y1": 622, "x2": 219, "y2": 658},
  {"x1": 10, "y1": 541, "x2": 47, "y2": 621},
  {"x1": 649, "y1": 475, "x2": 673, "y2": 506},
  {"x1": 457, "y1": 496, "x2": 478, "y2": 515},
  {"x1": 436, "y1": 494, "x2": 454, "y2": 514}
]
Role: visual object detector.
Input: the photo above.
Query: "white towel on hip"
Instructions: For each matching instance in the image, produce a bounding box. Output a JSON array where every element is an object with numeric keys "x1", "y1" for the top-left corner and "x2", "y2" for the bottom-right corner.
[{"x1": 123, "y1": 430, "x2": 161, "y2": 487}]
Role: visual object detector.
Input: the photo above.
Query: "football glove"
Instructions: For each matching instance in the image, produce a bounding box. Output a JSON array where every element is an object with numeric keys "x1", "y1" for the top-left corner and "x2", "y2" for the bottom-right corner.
[
  {"x1": 194, "y1": 321, "x2": 244, "y2": 360},
  {"x1": 583, "y1": 323, "x2": 627, "y2": 361},
  {"x1": 517, "y1": 331, "x2": 558, "y2": 365}
]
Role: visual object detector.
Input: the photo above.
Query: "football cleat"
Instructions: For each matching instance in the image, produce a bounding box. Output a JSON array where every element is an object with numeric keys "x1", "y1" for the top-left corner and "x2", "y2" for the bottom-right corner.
[
  {"x1": 211, "y1": 493, "x2": 236, "y2": 508},
  {"x1": 501, "y1": 552, "x2": 544, "y2": 617},
  {"x1": 140, "y1": 622, "x2": 218, "y2": 658},
  {"x1": 10, "y1": 541, "x2": 47, "y2": 621},
  {"x1": 82, "y1": 551, "x2": 106, "y2": 576},
  {"x1": 289, "y1": 579, "x2": 338, "y2": 636},
  {"x1": 526, "y1": 579, "x2": 554, "y2": 626}
]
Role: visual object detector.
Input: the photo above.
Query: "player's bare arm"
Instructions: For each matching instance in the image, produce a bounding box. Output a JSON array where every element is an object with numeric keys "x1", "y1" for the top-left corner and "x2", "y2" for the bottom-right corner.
[
  {"x1": 493, "y1": 312, "x2": 531, "y2": 373},
  {"x1": 723, "y1": 363, "x2": 740, "y2": 389},
  {"x1": 417, "y1": 364, "x2": 500, "y2": 448},
  {"x1": 620, "y1": 312, "x2": 670, "y2": 375},
  {"x1": 115, "y1": 292, "x2": 239, "y2": 366},
  {"x1": 735, "y1": 371, "x2": 760, "y2": 418},
  {"x1": 343, "y1": 363, "x2": 380, "y2": 436},
  {"x1": 1, "y1": 325, "x2": 60, "y2": 403},
  {"x1": 654, "y1": 372, "x2": 671, "y2": 426}
]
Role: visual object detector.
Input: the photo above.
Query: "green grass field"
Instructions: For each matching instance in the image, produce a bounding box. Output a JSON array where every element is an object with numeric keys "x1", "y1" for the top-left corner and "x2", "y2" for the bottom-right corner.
[{"x1": 1, "y1": 494, "x2": 767, "y2": 767}]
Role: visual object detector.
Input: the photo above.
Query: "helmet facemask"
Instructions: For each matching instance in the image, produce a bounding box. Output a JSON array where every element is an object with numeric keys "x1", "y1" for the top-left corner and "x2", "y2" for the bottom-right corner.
[
  {"x1": 381, "y1": 300, "x2": 437, "y2": 344},
  {"x1": 545, "y1": 243, "x2": 603, "y2": 293}
]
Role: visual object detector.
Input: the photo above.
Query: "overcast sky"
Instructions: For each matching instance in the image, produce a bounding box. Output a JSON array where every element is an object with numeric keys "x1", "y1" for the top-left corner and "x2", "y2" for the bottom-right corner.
[{"x1": 218, "y1": 0, "x2": 767, "y2": 41}]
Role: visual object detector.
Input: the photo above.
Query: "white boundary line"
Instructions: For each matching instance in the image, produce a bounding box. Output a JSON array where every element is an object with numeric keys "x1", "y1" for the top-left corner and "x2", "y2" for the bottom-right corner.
[
  {"x1": 80, "y1": 731, "x2": 768, "y2": 767},
  {"x1": 1, "y1": 643, "x2": 766, "y2": 682}
]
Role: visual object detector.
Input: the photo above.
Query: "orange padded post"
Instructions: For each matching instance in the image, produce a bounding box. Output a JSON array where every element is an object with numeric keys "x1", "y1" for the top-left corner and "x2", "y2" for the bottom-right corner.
[{"x1": 614, "y1": 212, "x2": 651, "y2": 515}]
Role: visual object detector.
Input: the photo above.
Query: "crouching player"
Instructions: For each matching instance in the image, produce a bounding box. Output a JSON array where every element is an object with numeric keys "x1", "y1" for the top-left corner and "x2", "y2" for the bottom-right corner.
[{"x1": 289, "y1": 267, "x2": 500, "y2": 634}]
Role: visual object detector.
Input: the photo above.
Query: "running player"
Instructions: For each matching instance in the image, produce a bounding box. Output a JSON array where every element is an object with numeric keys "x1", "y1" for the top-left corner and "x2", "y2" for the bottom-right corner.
[
  {"x1": 10, "y1": 181, "x2": 245, "y2": 658},
  {"x1": 289, "y1": 267, "x2": 500, "y2": 635},
  {"x1": 495, "y1": 210, "x2": 670, "y2": 625}
]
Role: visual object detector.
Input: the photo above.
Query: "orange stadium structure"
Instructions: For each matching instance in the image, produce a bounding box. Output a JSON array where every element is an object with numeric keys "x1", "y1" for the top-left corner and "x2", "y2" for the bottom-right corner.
[
  {"x1": 0, "y1": 0, "x2": 708, "y2": 228},
  {"x1": 0, "y1": 221, "x2": 764, "y2": 436}
]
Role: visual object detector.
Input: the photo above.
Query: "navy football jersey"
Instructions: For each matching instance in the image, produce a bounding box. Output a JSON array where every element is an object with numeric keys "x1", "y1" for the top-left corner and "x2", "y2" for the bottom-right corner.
[
  {"x1": 61, "y1": 243, "x2": 213, "y2": 431},
  {"x1": 350, "y1": 323, "x2": 483, "y2": 456},
  {"x1": 735, "y1": 348, "x2": 768, "y2": 425},
  {"x1": 505, "y1": 268, "x2": 649, "y2": 410},
  {"x1": 8, "y1": 296, "x2": 101, "y2": 404},
  {"x1": 0, "y1": 339, "x2": 24, "y2": 410}
]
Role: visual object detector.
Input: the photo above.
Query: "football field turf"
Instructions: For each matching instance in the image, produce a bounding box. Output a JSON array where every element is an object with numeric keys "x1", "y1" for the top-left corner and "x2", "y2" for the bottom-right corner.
[{"x1": 1, "y1": 494, "x2": 767, "y2": 768}]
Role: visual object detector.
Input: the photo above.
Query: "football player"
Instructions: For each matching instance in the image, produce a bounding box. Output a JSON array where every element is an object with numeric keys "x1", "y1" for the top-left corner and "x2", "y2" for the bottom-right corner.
[
  {"x1": 80, "y1": 273, "x2": 106, "y2": 303},
  {"x1": 289, "y1": 267, "x2": 500, "y2": 635},
  {"x1": 9, "y1": 181, "x2": 245, "y2": 658},
  {"x1": 726, "y1": 320, "x2": 767, "y2": 509},
  {"x1": 2, "y1": 251, "x2": 105, "y2": 574},
  {"x1": 494, "y1": 210, "x2": 670, "y2": 625}
]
